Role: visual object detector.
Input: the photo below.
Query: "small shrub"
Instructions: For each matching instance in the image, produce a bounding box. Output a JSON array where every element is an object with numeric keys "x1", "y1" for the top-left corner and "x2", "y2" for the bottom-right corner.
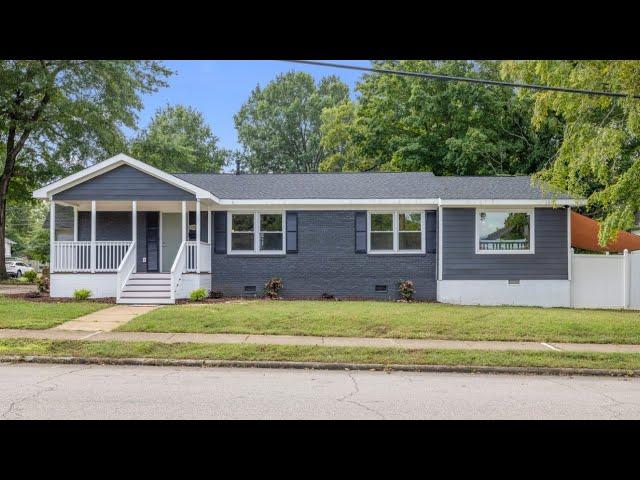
[
  {"x1": 209, "y1": 290, "x2": 224, "y2": 299},
  {"x1": 189, "y1": 288, "x2": 208, "y2": 302},
  {"x1": 36, "y1": 273, "x2": 50, "y2": 294},
  {"x1": 74, "y1": 288, "x2": 92, "y2": 300},
  {"x1": 398, "y1": 280, "x2": 415, "y2": 302},
  {"x1": 23, "y1": 270, "x2": 37, "y2": 283},
  {"x1": 321, "y1": 292, "x2": 335, "y2": 300},
  {"x1": 264, "y1": 277, "x2": 284, "y2": 299}
]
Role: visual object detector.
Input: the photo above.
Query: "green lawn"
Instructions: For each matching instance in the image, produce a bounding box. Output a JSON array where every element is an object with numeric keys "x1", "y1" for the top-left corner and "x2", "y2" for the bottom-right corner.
[
  {"x1": 0, "y1": 297, "x2": 110, "y2": 329},
  {"x1": 1, "y1": 338, "x2": 640, "y2": 371},
  {"x1": 119, "y1": 300, "x2": 640, "y2": 344}
]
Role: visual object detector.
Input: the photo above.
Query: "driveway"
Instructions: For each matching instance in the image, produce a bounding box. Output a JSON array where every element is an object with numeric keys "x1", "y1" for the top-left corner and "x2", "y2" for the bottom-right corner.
[{"x1": 2, "y1": 364, "x2": 639, "y2": 419}]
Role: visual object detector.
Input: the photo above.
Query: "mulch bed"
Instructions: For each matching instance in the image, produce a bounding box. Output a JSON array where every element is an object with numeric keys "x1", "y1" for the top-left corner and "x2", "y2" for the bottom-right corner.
[{"x1": 2, "y1": 292, "x2": 116, "y2": 304}]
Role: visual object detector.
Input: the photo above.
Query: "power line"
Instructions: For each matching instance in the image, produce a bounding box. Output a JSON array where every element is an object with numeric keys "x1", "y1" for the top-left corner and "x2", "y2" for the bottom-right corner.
[{"x1": 284, "y1": 60, "x2": 640, "y2": 100}]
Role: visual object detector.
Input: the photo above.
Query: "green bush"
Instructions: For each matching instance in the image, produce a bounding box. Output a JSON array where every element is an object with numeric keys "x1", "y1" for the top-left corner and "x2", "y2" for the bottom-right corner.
[
  {"x1": 36, "y1": 273, "x2": 49, "y2": 293},
  {"x1": 23, "y1": 270, "x2": 37, "y2": 283},
  {"x1": 189, "y1": 288, "x2": 208, "y2": 302},
  {"x1": 73, "y1": 289, "x2": 92, "y2": 301}
]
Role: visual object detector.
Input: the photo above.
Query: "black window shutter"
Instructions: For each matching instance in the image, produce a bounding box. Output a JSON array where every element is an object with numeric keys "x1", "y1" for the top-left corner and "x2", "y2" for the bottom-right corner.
[
  {"x1": 286, "y1": 211, "x2": 298, "y2": 253},
  {"x1": 214, "y1": 212, "x2": 227, "y2": 254},
  {"x1": 425, "y1": 210, "x2": 437, "y2": 254},
  {"x1": 355, "y1": 211, "x2": 367, "y2": 253}
]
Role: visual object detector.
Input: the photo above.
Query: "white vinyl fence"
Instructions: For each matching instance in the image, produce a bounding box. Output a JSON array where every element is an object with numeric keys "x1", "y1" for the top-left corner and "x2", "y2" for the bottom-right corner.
[{"x1": 571, "y1": 250, "x2": 640, "y2": 309}]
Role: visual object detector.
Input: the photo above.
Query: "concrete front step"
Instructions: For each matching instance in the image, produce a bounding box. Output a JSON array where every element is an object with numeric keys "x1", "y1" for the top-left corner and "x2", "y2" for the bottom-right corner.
[
  {"x1": 126, "y1": 279, "x2": 171, "y2": 286},
  {"x1": 129, "y1": 274, "x2": 170, "y2": 280},
  {"x1": 122, "y1": 285, "x2": 171, "y2": 292},
  {"x1": 120, "y1": 291, "x2": 171, "y2": 298},
  {"x1": 117, "y1": 298, "x2": 175, "y2": 305}
]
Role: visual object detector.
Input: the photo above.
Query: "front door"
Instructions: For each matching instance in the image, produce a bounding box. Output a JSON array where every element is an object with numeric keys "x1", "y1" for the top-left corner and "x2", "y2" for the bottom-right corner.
[
  {"x1": 162, "y1": 213, "x2": 182, "y2": 273},
  {"x1": 146, "y1": 212, "x2": 159, "y2": 272}
]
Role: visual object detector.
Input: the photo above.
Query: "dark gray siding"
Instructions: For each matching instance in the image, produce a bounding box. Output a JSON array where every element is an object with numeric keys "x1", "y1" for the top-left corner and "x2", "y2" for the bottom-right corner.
[
  {"x1": 54, "y1": 165, "x2": 195, "y2": 201},
  {"x1": 78, "y1": 211, "x2": 149, "y2": 271},
  {"x1": 211, "y1": 211, "x2": 437, "y2": 300},
  {"x1": 442, "y1": 207, "x2": 568, "y2": 280},
  {"x1": 78, "y1": 212, "x2": 132, "y2": 241}
]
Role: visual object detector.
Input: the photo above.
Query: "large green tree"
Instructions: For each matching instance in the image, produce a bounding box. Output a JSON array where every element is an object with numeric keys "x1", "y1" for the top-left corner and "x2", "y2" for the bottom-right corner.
[
  {"x1": 319, "y1": 60, "x2": 563, "y2": 175},
  {"x1": 0, "y1": 60, "x2": 171, "y2": 278},
  {"x1": 129, "y1": 104, "x2": 228, "y2": 172},
  {"x1": 502, "y1": 61, "x2": 640, "y2": 245},
  {"x1": 235, "y1": 71, "x2": 350, "y2": 172}
]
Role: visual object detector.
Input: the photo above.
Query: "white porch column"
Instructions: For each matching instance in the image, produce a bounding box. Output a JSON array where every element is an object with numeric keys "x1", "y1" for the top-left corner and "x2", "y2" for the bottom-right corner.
[
  {"x1": 181, "y1": 201, "x2": 187, "y2": 243},
  {"x1": 49, "y1": 201, "x2": 55, "y2": 273},
  {"x1": 73, "y1": 206, "x2": 78, "y2": 242},
  {"x1": 132, "y1": 201, "x2": 137, "y2": 273},
  {"x1": 207, "y1": 207, "x2": 211, "y2": 246},
  {"x1": 132, "y1": 201, "x2": 137, "y2": 244},
  {"x1": 90, "y1": 200, "x2": 96, "y2": 273},
  {"x1": 196, "y1": 199, "x2": 201, "y2": 273}
]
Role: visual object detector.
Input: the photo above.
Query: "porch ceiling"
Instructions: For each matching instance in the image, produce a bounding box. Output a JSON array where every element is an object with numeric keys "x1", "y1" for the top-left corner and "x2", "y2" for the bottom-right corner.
[{"x1": 56, "y1": 200, "x2": 217, "y2": 212}]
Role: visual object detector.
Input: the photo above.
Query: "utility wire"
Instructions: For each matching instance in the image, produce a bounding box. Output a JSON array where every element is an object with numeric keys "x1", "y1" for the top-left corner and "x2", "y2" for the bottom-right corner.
[{"x1": 284, "y1": 60, "x2": 640, "y2": 100}]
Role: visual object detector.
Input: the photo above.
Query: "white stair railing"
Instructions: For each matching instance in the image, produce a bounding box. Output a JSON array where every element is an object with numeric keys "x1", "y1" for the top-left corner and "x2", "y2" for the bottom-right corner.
[
  {"x1": 170, "y1": 241, "x2": 187, "y2": 302},
  {"x1": 185, "y1": 241, "x2": 198, "y2": 272},
  {"x1": 116, "y1": 242, "x2": 136, "y2": 303}
]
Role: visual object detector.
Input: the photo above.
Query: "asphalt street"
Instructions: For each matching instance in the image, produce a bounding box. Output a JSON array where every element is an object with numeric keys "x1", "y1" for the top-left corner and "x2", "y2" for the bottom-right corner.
[{"x1": 1, "y1": 363, "x2": 639, "y2": 419}]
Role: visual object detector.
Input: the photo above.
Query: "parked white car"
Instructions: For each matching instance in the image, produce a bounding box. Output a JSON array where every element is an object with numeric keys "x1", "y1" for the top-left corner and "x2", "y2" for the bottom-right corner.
[{"x1": 6, "y1": 260, "x2": 34, "y2": 278}]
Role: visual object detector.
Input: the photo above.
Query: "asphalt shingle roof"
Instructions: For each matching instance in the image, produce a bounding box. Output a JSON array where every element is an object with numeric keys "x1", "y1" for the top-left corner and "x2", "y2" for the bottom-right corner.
[{"x1": 173, "y1": 172, "x2": 574, "y2": 201}]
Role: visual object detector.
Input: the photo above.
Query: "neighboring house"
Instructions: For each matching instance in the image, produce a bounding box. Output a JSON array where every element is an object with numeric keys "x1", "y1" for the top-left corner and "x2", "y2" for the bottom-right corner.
[
  {"x1": 5, "y1": 238, "x2": 15, "y2": 257},
  {"x1": 33, "y1": 154, "x2": 582, "y2": 306}
]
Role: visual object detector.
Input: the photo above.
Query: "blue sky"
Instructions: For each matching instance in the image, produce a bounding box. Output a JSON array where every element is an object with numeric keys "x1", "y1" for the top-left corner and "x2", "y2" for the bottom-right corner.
[{"x1": 133, "y1": 60, "x2": 370, "y2": 161}]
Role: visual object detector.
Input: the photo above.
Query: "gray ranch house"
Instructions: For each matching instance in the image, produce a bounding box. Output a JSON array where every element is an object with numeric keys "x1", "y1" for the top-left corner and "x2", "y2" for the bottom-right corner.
[{"x1": 34, "y1": 154, "x2": 581, "y2": 305}]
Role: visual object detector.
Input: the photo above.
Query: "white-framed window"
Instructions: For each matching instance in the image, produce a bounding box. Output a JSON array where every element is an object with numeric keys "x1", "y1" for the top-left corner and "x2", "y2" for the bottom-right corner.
[
  {"x1": 367, "y1": 211, "x2": 425, "y2": 254},
  {"x1": 475, "y1": 208, "x2": 535, "y2": 254},
  {"x1": 228, "y1": 211, "x2": 285, "y2": 254}
]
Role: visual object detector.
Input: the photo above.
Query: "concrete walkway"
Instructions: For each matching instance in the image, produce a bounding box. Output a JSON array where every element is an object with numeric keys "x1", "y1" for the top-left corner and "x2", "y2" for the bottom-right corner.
[
  {"x1": 1, "y1": 327, "x2": 640, "y2": 354},
  {"x1": 52, "y1": 305, "x2": 159, "y2": 332}
]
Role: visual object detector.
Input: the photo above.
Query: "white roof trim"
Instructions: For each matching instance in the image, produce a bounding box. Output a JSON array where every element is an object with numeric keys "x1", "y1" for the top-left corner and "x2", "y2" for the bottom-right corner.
[
  {"x1": 439, "y1": 199, "x2": 584, "y2": 207},
  {"x1": 216, "y1": 198, "x2": 583, "y2": 207},
  {"x1": 32, "y1": 153, "x2": 218, "y2": 201}
]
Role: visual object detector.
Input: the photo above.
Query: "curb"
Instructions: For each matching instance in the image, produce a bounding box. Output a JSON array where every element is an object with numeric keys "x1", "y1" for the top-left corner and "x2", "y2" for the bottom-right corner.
[{"x1": 0, "y1": 355, "x2": 638, "y2": 377}]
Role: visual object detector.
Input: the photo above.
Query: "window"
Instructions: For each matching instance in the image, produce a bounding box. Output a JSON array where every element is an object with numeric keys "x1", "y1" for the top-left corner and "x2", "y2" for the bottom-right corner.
[
  {"x1": 368, "y1": 211, "x2": 425, "y2": 254},
  {"x1": 476, "y1": 209, "x2": 534, "y2": 254},
  {"x1": 229, "y1": 212, "x2": 285, "y2": 254}
]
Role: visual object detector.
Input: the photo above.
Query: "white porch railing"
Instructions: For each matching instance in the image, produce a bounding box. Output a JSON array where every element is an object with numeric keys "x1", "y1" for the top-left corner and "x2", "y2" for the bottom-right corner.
[
  {"x1": 170, "y1": 241, "x2": 187, "y2": 302},
  {"x1": 52, "y1": 241, "x2": 91, "y2": 272},
  {"x1": 52, "y1": 241, "x2": 132, "y2": 272},
  {"x1": 95, "y1": 241, "x2": 133, "y2": 272},
  {"x1": 185, "y1": 241, "x2": 211, "y2": 272},
  {"x1": 116, "y1": 242, "x2": 136, "y2": 302}
]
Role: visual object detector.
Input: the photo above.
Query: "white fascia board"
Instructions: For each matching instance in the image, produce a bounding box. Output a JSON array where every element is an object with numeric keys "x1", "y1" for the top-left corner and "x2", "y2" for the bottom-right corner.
[
  {"x1": 218, "y1": 198, "x2": 441, "y2": 206},
  {"x1": 215, "y1": 197, "x2": 583, "y2": 208},
  {"x1": 33, "y1": 153, "x2": 217, "y2": 201},
  {"x1": 439, "y1": 199, "x2": 585, "y2": 207}
]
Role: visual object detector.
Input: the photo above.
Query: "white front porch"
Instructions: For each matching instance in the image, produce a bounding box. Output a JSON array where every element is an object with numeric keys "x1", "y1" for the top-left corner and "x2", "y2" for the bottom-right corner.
[{"x1": 48, "y1": 199, "x2": 213, "y2": 303}]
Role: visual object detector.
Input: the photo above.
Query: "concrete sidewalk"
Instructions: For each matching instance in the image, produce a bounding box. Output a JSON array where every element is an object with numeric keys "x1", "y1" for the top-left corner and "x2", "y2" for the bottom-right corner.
[
  {"x1": 1, "y1": 328, "x2": 640, "y2": 354},
  {"x1": 53, "y1": 305, "x2": 159, "y2": 332}
]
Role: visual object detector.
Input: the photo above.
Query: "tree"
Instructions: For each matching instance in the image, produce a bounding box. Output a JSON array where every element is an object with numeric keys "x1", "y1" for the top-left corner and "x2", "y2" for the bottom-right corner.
[
  {"x1": 234, "y1": 71, "x2": 350, "y2": 173},
  {"x1": 319, "y1": 60, "x2": 563, "y2": 175},
  {"x1": 502, "y1": 61, "x2": 640, "y2": 245},
  {"x1": 129, "y1": 104, "x2": 228, "y2": 172},
  {"x1": 0, "y1": 60, "x2": 171, "y2": 278}
]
